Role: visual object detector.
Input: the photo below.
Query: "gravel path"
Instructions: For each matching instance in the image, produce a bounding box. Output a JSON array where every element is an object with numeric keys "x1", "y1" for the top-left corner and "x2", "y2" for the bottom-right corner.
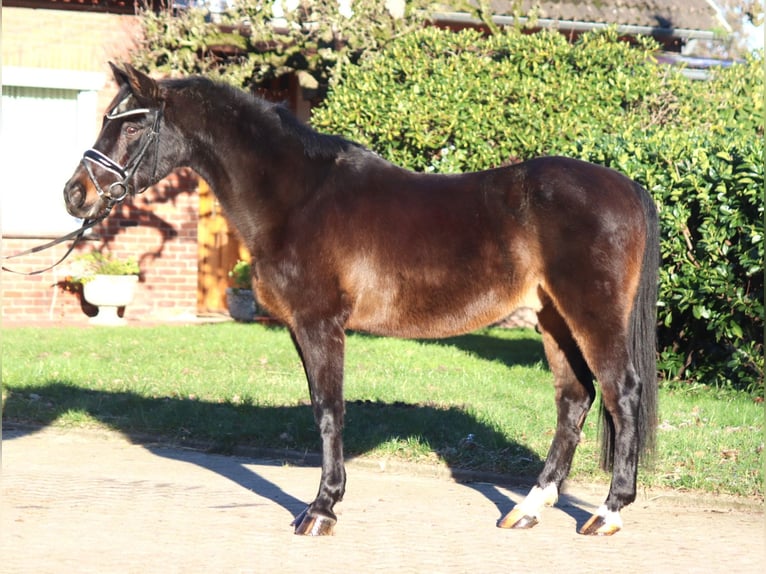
[{"x1": 2, "y1": 426, "x2": 763, "y2": 573}]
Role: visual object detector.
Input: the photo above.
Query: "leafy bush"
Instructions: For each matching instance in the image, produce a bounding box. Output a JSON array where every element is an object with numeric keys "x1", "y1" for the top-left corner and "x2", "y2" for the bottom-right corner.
[
  {"x1": 312, "y1": 28, "x2": 683, "y2": 169},
  {"x1": 313, "y1": 28, "x2": 764, "y2": 395},
  {"x1": 132, "y1": 0, "x2": 429, "y2": 94},
  {"x1": 67, "y1": 251, "x2": 140, "y2": 283},
  {"x1": 228, "y1": 259, "x2": 252, "y2": 291}
]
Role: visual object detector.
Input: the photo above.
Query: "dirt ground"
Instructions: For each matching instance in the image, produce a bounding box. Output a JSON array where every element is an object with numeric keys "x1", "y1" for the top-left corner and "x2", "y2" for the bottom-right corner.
[{"x1": 1, "y1": 425, "x2": 763, "y2": 573}]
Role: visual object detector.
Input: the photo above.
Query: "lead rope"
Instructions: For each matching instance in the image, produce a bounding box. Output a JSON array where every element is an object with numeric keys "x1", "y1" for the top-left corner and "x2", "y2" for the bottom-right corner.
[{"x1": 1, "y1": 216, "x2": 107, "y2": 276}]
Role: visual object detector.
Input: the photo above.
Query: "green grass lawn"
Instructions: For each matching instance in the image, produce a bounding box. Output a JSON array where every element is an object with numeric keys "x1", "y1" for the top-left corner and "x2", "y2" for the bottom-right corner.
[{"x1": 2, "y1": 322, "x2": 762, "y2": 498}]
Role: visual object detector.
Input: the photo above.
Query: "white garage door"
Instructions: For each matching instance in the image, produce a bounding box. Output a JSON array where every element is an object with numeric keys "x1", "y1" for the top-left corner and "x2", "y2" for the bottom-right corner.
[{"x1": 1, "y1": 80, "x2": 100, "y2": 237}]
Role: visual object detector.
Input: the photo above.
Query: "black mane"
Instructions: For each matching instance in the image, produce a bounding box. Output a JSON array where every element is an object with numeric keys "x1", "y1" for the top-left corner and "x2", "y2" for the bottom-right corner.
[
  {"x1": 164, "y1": 75, "x2": 363, "y2": 162},
  {"x1": 274, "y1": 105, "x2": 364, "y2": 161}
]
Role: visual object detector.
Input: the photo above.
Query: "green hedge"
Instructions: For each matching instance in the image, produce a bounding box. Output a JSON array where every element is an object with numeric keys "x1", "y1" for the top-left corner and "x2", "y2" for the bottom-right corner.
[{"x1": 312, "y1": 28, "x2": 764, "y2": 395}]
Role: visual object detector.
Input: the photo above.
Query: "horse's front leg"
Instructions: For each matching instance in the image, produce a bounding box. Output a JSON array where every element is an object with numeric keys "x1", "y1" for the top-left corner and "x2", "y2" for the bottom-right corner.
[{"x1": 289, "y1": 320, "x2": 347, "y2": 536}]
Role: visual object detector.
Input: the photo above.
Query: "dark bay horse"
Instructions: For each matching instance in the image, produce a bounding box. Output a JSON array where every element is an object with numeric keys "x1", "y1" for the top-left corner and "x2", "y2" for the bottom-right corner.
[{"x1": 64, "y1": 64, "x2": 659, "y2": 536}]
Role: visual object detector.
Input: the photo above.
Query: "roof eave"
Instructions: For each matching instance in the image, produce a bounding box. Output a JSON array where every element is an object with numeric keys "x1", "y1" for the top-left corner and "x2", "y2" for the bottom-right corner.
[{"x1": 429, "y1": 11, "x2": 721, "y2": 42}]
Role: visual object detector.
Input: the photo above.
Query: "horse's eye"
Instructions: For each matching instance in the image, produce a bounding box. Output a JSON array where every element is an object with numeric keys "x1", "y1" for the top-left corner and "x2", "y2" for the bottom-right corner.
[{"x1": 124, "y1": 125, "x2": 140, "y2": 137}]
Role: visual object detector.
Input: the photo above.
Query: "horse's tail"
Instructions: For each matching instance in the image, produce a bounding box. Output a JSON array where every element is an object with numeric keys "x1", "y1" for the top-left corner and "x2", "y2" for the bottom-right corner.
[{"x1": 600, "y1": 183, "x2": 659, "y2": 471}]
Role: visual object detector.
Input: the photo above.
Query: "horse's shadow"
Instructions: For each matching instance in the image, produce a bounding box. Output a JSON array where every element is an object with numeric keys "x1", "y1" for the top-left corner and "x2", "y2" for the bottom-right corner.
[
  {"x1": 462, "y1": 482, "x2": 596, "y2": 530},
  {"x1": 144, "y1": 443, "x2": 309, "y2": 519},
  {"x1": 3, "y1": 331, "x2": 594, "y2": 530},
  {"x1": 141, "y1": 440, "x2": 595, "y2": 530},
  {"x1": 418, "y1": 331, "x2": 547, "y2": 368}
]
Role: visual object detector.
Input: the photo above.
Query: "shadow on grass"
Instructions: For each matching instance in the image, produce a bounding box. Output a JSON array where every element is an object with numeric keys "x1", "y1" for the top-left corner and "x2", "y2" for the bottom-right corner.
[
  {"x1": 347, "y1": 329, "x2": 547, "y2": 369},
  {"x1": 3, "y1": 380, "x2": 544, "y2": 471},
  {"x1": 419, "y1": 331, "x2": 547, "y2": 368},
  {"x1": 4, "y1": 331, "x2": 598, "y2": 530}
]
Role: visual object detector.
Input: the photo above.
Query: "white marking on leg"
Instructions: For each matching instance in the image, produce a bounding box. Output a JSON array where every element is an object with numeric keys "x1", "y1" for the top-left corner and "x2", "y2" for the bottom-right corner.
[
  {"x1": 595, "y1": 504, "x2": 623, "y2": 530},
  {"x1": 514, "y1": 483, "x2": 559, "y2": 519}
]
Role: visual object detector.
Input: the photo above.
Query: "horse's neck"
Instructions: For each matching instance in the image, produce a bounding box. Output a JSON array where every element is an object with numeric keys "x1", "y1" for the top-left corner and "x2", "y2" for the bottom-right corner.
[{"x1": 184, "y1": 122, "x2": 311, "y2": 253}]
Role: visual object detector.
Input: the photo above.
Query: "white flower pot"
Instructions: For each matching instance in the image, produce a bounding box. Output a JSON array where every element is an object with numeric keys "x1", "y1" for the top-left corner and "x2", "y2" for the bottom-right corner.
[{"x1": 82, "y1": 274, "x2": 139, "y2": 326}]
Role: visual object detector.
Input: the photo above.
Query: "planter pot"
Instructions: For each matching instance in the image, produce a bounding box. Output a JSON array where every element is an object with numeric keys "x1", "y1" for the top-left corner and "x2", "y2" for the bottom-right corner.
[
  {"x1": 82, "y1": 274, "x2": 139, "y2": 326},
  {"x1": 226, "y1": 288, "x2": 257, "y2": 322}
]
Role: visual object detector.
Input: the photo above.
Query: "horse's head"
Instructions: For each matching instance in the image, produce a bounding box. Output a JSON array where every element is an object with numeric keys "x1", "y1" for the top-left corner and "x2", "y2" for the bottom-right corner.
[{"x1": 64, "y1": 63, "x2": 169, "y2": 220}]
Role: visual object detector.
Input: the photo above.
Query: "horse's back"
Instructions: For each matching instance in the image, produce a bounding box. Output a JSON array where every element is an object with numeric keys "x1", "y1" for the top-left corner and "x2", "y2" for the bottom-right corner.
[{"x1": 513, "y1": 156, "x2": 644, "y2": 214}]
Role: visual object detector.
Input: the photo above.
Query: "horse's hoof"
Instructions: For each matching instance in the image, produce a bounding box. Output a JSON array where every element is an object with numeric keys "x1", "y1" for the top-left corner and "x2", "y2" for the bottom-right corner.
[
  {"x1": 498, "y1": 507, "x2": 539, "y2": 529},
  {"x1": 292, "y1": 509, "x2": 336, "y2": 536},
  {"x1": 498, "y1": 483, "x2": 557, "y2": 529},
  {"x1": 579, "y1": 512, "x2": 621, "y2": 536}
]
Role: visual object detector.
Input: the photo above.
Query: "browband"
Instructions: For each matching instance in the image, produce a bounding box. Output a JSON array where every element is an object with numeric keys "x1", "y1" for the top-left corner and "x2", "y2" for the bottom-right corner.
[{"x1": 106, "y1": 94, "x2": 150, "y2": 120}]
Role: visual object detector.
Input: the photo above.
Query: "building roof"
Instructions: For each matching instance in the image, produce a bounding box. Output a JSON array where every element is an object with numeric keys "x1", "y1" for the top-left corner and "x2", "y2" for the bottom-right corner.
[
  {"x1": 3, "y1": 0, "x2": 154, "y2": 14},
  {"x1": 432, "y1": 0, "x2": 731, "y2": 45},
  {"x1": 489, "y1": 0, "x2": 729, "y2": 33},
  {"x1": 7, "y1": 0, "x2": 730, "y2": 36}
]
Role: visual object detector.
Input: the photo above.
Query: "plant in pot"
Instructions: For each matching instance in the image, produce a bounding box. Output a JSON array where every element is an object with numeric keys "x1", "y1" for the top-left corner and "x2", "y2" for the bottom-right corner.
[
  {"x1": 69, "y1": 251, "x2": 140, "y2": 326},
  {"x1": 226, "y1": 259, "x2": 257, "y2": 322}
]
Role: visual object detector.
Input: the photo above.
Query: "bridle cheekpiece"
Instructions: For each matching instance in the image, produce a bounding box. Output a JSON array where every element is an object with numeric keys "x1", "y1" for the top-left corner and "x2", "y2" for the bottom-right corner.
[{"x1": 81, "y1": 97, "x2": 164, "y2": 207}]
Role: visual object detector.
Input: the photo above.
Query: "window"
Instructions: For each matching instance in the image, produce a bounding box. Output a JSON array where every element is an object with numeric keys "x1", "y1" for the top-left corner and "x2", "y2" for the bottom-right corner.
[{"x1": 1, "y1": 68, "x2": 104, "y2": 237}]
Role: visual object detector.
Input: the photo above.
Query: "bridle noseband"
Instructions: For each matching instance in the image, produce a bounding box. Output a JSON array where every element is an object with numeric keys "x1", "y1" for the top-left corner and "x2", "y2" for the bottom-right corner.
[{"x1": 81, "y1": 101, "x2": 164, "y2": 207}]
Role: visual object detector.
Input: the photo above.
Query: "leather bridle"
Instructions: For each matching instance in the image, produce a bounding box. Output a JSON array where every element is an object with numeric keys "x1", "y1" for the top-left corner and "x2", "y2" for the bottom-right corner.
[{"x1": 81, "y1": 100, "x2": 164, "y2": 207}]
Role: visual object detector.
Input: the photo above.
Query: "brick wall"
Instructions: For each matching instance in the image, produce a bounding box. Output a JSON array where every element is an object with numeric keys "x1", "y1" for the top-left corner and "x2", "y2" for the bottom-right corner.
[{"x1": 2, "y1": 170, "x2": 201, "y2": 325}]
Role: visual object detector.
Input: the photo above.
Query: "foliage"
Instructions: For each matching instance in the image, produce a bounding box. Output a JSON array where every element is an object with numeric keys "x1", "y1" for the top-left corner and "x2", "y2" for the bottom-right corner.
[
  {"x1": 313, "y1": 27, "x2": 764, "y2": 395},
  {"x1": 313, "y1": 28, "x2": 681, "y2": 169},
  {"x1": 689, "y1": 0, "x2": 765, "y2": 58},
  {"x1": 66, "y1": 251, "x2": 140, "y2": 283},
  {"x1": 228, "y1": 259, "x2": 252, "y2": 290},
  {"x1": 131, "y1": 0, "x2": 430, "y2": 94},
  {"x1": 604, "y1": 129, "x2": 763, "y2": 394}
]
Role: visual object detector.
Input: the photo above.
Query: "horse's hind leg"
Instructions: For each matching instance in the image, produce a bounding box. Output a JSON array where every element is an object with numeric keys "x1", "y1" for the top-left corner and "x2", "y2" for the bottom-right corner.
[
  {"x1": 499, "y1": 297, "x2": 595, "y2": 529},
  {"x1": 578, "y1": 336, "x2": 641, "y2": 536},
  {"x1": 544, "y1": 302, "x2": 642, "y2": 536},
  {"x1": 289, "y1": 320, "x2": 347, "y2": 536}
]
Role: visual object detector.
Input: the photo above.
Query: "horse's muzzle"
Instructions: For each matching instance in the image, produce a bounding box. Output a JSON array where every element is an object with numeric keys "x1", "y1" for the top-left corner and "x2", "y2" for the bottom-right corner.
[
  {"x1": 63, "y1": 173, "x2": 102, "y2": 219},
  {"x1": 64, "y1": 181, "x2": 86, "y2": 211}
]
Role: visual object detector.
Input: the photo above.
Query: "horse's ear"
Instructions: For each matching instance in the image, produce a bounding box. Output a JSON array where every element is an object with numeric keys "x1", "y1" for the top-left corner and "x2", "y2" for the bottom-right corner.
[
  {"x1": 110, "y1": 62, "x2": 162, "y2": 104},
  {"x1": 109, "y1": 61, "x2": 131, "y2": 89}
]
